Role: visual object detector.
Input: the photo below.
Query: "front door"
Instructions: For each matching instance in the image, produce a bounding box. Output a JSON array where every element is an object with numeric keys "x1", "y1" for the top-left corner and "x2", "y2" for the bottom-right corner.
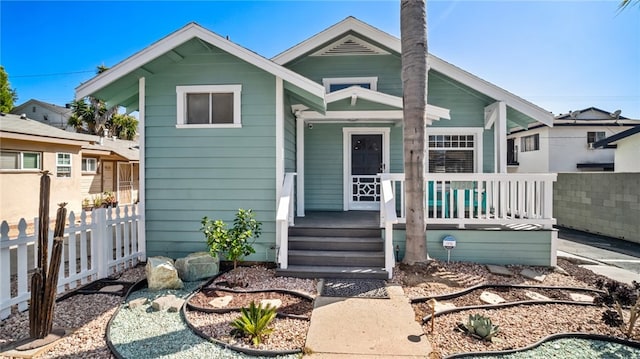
[{"x1": 343, "y1": 128, "x2": 389, "y2": 210}]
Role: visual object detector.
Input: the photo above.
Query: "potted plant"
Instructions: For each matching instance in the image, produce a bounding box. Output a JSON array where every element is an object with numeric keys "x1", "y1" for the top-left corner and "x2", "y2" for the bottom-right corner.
[
  {"x1": 102, "y1": 191, "x2": 118, "y2": 207},
  {"x1": 92, "y1": 194, "x2": 104, "y2": 208},
  {"x1": 82, "y1": 198, "x2": 93, "y2": 211}
]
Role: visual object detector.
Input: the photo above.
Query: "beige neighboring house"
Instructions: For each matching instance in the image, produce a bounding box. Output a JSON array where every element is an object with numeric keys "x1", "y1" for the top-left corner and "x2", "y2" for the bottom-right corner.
[
  {"x1": 81, "y1": 137, "x2": 140, "y2": 206},
  {"x1": 11, "y1": 99, "x2": 74, "y2": 132},
  {"x1": 0, "y1": 113, "x2": 139, "y2": 226}
]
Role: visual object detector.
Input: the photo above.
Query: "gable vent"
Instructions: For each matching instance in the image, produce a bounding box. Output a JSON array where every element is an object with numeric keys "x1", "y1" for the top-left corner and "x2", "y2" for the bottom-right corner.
[{"x1": 311, "y1": 35, "x2": 390, "y2": 57}]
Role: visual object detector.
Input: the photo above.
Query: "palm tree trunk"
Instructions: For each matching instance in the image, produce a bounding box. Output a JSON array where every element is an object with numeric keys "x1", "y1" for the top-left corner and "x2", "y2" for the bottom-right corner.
[{"x1": 401, "y1": 0, "x2": 428, "y2": 264}]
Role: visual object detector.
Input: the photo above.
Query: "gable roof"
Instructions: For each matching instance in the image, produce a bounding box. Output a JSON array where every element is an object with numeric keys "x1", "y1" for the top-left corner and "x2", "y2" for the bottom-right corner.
[
  {"x1": 84, "y1": 138, "x2": 139, "y2": 161},
  {"x1": 76, "y1": 22, "x2": 325, "y2": 102},
  {"x1": 272, "y1": 16, "x2": 554, "y2": 127},
  {"x1": 556, "y1": 107, "x2": 629, "y2": 121},
  {"x1": 0, "y1": 113, "x2": 96, "y2": 144},
  {"x1": 593, "y1": 125, "x2": 640, "y2": 148},
  {"x1": 11, "y1": 99, "x2": 72, "y2": 117}
]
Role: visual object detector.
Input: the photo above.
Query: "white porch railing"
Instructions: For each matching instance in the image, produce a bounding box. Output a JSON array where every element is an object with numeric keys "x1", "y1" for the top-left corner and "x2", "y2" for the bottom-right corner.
[
  {"x1": 380, "y1": 173, "x2": 557, "y2": 229},
  {"x1": 276, "y1": 173, "x2": 296, "y2": 269},
  {"x1": 380, "y1": 173, "x2": 557, "y2": 276},
  {"x1": 0, "y1": 205, "x2": 145, "y2": 320}
]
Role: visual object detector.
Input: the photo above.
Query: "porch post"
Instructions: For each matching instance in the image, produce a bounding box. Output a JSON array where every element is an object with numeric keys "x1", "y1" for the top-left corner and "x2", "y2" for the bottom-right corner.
[
  {"x1": 137, "y1": 76, "x2": 146, "y2": 259},
  {"x1": 486, "y1": 101, "x2": 507, "y2": 173},
  {"x1": 296, "y1": 111, "x2": 305, "y2": 217}
]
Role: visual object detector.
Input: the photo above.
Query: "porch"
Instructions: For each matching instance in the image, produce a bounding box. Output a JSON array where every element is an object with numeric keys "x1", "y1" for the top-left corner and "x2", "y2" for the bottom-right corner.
[{"x1": 276, "y1": 172, "x2": 558, "y2": 279}]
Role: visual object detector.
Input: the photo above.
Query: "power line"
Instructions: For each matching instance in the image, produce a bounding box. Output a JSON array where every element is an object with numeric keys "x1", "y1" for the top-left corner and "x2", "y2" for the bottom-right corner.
[{"x1": 10, "y1": 70, "x2": 95, "y2": 78}]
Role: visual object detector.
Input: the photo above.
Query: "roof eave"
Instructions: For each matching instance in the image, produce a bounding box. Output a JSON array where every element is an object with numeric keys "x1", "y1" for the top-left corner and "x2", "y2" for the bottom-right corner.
[{"x1": 76, "y1": 23, "x2": 325, "y2": 102}]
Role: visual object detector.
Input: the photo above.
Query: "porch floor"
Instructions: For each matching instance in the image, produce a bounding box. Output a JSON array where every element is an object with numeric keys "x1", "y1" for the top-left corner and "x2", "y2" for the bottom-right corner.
[
  {"x1": 294, "y1": 211, "x2": 549, "y2": 231},
  {"x1": 293, "y1": 211, "x2": 379, "y2": 228}
]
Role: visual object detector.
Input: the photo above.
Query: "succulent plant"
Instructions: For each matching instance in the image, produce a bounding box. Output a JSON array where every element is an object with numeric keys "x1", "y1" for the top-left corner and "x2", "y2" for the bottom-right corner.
[
  {"x1": 596, "y1": 279, "x2": 640, "y2": 339},
  {"x1": 602, "y1": 309, "x2": 624, "y2": 327},
  {"x1": 463, "y1": 314, "x2": 500, "y2": 341}
]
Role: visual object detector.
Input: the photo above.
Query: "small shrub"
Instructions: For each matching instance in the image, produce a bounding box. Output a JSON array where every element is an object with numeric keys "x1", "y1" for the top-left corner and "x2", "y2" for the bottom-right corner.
[
  {"x1": 201, "y1": 209, "x2": 262, "y2": 269},
  {"x1": 463, "y1": 314, "x2": 500, "y2": 342},
  {"x1": 231, "y1": 301, "x2": 276, "y2": 346}
]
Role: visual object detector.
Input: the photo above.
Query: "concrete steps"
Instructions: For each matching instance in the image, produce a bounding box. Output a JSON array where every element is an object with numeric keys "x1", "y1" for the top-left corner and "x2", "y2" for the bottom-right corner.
[{"x1": 276, "y1": 226, "x2": 388, "y2": 280}]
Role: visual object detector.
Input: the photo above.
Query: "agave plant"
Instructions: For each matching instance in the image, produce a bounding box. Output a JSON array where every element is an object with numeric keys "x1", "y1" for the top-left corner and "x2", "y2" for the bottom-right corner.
[
  {"x1": 231, "y1": 301, "x2": 277, "y2": 346},
  {"x1": 463, "y1": 314, "x2": 500, "y2": 341}
]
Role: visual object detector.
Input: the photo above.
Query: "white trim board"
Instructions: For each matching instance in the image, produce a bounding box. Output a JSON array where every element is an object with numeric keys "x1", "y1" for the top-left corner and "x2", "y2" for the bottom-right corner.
[
  {"x1": 272, "y1": 16, "x2": 553, "y2": 127},
  {"x1": 76, "y1": 23, "x2": 325, "y2": 101}
]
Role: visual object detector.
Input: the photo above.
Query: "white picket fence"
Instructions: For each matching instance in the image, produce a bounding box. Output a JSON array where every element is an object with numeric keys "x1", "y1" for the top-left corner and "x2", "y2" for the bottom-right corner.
[{"x1": 0, "y1": 205, "x2": 145, "y2": 320}]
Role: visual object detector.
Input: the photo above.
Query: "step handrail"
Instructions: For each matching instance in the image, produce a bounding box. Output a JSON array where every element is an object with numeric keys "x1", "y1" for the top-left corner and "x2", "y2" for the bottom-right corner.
[{"x1": 276, "y1": 173, "x2": 296, "y2": 269}]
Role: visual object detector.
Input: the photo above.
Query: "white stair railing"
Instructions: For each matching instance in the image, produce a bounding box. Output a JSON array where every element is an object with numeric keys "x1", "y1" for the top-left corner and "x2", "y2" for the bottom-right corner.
[{"x1": 276, "y1": 173, "x2": 296, "y2": 269}]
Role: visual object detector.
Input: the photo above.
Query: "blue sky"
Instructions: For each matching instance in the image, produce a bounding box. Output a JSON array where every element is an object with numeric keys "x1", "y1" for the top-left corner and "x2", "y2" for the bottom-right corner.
[{"x1": 1, "y1": 1, "x2": 639, "y2": 118}]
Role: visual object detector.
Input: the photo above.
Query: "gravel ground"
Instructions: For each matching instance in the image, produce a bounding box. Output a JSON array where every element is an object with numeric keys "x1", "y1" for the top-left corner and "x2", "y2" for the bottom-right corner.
[
  {"x1": 2, "y1": 260, "x2": 639, "y2": 358},
  {"x1": 454, "y1": 338, "x2": 640, "y2": 359}
]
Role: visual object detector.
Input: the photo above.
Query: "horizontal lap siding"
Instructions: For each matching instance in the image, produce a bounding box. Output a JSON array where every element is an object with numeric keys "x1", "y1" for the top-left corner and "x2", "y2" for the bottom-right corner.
[
  {"x1": 304, "y1": 124, "x2": 343, "y2": 210},
  {"x1": 390, "y1": 229, "x2": 553, "y2": 266},
  {"x1": 287, "y1": 55, "x2": 402, "y2": 97},
  {"x1": 428, "y1": 73, "x2": 495, "y2": 173},
  {"x1": 144, "y1": 47, "x2": 276, "y2": 260},
  {"x1": 284, "y1": 96, "x2": 296, "y2": 173}
]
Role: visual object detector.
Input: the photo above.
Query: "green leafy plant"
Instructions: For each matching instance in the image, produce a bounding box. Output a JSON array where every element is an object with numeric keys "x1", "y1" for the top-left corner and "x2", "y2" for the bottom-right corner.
[
  {"x1": 201, "y1": 209, "x2": 262, "y2": 269},
  {"x1": 231, "y1": 301, "x2": 276, "y2": 346},
  {"x1": 463, "y1": 314, "x2": 500, "y2": 342},
  {"x1": 596, "y1": 279, "x2": 639, "y2": 338}
]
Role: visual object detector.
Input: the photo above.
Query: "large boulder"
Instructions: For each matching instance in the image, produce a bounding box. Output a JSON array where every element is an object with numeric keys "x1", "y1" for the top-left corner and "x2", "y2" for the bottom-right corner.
[
  {"x1": 175, "y1": 252, "x2": 219, "y2": 282},
  {"x1": 146, "y1": 256, "x2": 184, "y2": 290}
]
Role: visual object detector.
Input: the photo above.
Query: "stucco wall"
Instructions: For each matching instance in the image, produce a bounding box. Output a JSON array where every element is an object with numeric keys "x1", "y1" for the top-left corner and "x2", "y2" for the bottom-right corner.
[
  {"x1": 554, "y1": 173, "x2": 640, "y2": 243},
  {"x1": 614, "y1": 135, "x2": 640, "y2": 172},
  {"x1": 1, "y1": 139, "x2": 84, "y2": 225}
]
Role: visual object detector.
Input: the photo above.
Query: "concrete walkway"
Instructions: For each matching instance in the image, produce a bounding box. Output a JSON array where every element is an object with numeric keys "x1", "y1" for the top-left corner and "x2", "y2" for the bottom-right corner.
[{"x1": 305, "y1": 284, "x2": 430, "y2": 358}]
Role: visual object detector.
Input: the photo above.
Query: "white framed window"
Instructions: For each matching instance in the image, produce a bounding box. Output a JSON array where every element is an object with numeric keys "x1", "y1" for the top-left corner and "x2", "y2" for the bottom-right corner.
[
  {"x1": 82, "y1": 157, "x2": 97, "y2": 173},
  {"x1": 56, "y1": 152, "x2": 72, "y2": 177},
  {"x1": 0, "y1": 151, "x2": 41, "y2": 170},
  {"x1": 426, "y1": 128, "x2": 483, "y2": 173},
  {"x1": 176, "y1": 85, "x2": 242, "y2": 128},
  {"x1": 521, "y1": 134, "x2": 539, "y2": 152},
  {"x1": 322, "y1": 77, "x2": 378, "y2": 93},
  {"x1": 587, "y1": 131, "x2": 606, "y2": 144}
]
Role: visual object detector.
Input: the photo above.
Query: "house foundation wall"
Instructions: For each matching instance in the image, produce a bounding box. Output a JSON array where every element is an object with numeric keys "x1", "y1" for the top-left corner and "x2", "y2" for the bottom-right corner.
[
  {"x1": 554, "y1": 173, "x2": 640, "y2": 244},
  {"x1": 390, "y1": 229, "x2": 556, "y2": 266}
]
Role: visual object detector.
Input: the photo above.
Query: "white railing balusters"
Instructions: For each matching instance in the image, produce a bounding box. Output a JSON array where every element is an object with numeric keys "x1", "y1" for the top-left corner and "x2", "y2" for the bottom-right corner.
[
  {"x1": 0, "y1": 204, "x2": 144, "y2": 320},
  {"x1": 380, "y1": 173, "x2": 557, "y2": 228}
]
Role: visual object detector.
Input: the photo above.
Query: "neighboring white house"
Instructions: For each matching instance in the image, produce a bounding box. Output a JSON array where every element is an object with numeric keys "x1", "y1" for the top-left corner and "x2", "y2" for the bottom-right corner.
[
  {"x1": 593, "y1": 125, "x2": 640, "y2": 172},
  {"x1": 11, "y1": 99, "x2": 73, "y2": 132},
  {"x1": 507, "y1": 107, "x2": 640, "y2": 173}
]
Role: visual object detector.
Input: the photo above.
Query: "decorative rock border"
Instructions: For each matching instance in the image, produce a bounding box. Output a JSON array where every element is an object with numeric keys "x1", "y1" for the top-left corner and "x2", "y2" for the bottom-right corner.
[
  {"x1": 182, "y1": 285, "x2": 314, "y2": 356},
  {"x1": 186, "y1": 287, "x2": 314, "y2": 320},
  {"x1": 412, "y1": 283, "x2": 606, "y2": 323},
  {"x1": 443, "y1": 332, "x2": 640, "y2": 358}
]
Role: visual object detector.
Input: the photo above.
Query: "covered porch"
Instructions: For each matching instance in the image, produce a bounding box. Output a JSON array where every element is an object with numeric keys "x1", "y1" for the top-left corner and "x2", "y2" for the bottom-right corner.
[{"x1": 277, "y1": 171, "x2": 558, "y2": 279}]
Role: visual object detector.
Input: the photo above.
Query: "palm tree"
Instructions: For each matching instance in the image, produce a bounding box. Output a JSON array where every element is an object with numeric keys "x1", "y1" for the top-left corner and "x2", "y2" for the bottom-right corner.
[{"x1": 400, "y1": 0, "x2": 429, "y2": 264}]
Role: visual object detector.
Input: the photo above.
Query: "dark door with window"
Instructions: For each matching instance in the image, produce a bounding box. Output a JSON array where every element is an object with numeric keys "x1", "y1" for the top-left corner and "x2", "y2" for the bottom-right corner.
[{"x1": 350, "y1": 134, "x2": 383, "y2": 209}]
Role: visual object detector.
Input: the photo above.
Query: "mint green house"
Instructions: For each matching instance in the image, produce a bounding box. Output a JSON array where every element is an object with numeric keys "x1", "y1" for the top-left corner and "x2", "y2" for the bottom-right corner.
[{"x1": 76, "y1": 17, "x2": 557, "y2": 279}]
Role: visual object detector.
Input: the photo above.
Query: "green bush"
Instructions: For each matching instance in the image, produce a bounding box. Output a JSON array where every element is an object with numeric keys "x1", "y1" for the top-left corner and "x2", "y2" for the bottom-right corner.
[
  {"x1": 200, "y1": 209, "x2": 262, "y2": 269},
  {"x1": 231, "y1": 301, "x2": 277, "y2": 346}
]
